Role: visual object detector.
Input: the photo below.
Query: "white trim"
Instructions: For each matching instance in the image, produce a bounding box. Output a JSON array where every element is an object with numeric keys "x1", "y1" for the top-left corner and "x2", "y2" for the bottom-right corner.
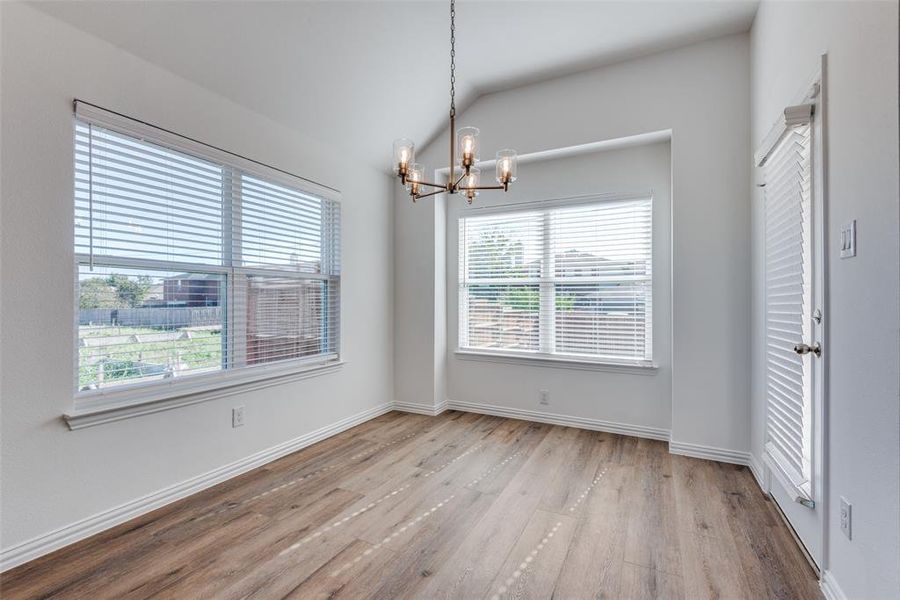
[
  {"x1": 445, "y1": 399, "x2": 670, "y2": 441},
  {"x1": 458, "y1": 190, "x2": 653, "y2": 217},
  {"x1": 393, "y1": 400, "x2": 448, "y2": 417},
  {"x1": 749, "y1": 453, "x2": 768, "y2": 493},
  {"x1": 454, "y1": 350, "x2": 657, "y2": 374},
  {"x1": 819, "y1": 570, "x2": 848, "y2": 600},
  {"x1": 436, "y1": 130, "x2": 672, "y2": 176},
  {"x1": 0, "y1": 401, "x2": 393, "y2": 572},
  {"x1": 65, "y1": 360, "x2": 344, "y2": 430},
  {"x1": 668, "y1": 440, "x2": 753, "y2": 466}
]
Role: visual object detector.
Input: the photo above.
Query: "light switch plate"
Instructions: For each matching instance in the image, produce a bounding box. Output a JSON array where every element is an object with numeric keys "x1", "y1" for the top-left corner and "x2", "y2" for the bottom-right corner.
[{"x1": 840, "y1": 220, "x2": 856, "y2": 258}]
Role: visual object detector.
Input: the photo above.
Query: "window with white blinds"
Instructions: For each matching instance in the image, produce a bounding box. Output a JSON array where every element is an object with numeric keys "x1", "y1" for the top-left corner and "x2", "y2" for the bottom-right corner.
[
  {"x1": 74, "y1": 106, "x2": 340, "y2": 398},
  {"x1": 458, "y1": 196, "x2": 653, "y2": 365},
  {"x1": 763, "y1": 122, "x2": 814, "y2": 497}
]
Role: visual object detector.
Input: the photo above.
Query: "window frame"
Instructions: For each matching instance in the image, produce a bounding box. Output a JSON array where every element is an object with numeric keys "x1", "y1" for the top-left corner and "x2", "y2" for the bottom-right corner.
[
  {"x1": 67, "y1": 102, "x2": 342, "y2": 428},
  {"x1": 455, "y1": 193, "x2": 656, "y2": 371}
]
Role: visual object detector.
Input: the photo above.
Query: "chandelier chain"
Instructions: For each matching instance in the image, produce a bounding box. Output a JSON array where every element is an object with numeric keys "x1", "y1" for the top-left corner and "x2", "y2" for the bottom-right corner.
[{"x1": 450, "y1": 0, "x2": 456, "y2": 117}]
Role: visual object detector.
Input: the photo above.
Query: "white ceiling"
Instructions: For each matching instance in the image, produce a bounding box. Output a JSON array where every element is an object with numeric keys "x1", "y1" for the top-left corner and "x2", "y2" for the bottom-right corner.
[{"x1": 34, "y1": 0, "x2": 758, "y2": 171}]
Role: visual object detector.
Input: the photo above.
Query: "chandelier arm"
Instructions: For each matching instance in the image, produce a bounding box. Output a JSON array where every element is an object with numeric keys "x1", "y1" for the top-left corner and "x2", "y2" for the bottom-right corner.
[
  {"x1": 413, "y1": 189, "x2": 445, "y2": 201},
  {"x1": 453, "y1": 171, "x2": 468, "y2": 189},
  {"x1": 408, "y1": 179, "x2": 447, "y2": 190},
  {"x1": 465, "y1": 185, "x2": 507, "y2": 191}
]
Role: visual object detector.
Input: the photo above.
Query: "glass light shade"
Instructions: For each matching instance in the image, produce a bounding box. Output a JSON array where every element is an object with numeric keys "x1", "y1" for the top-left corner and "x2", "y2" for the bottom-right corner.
[
  {"x1": 457, "y1": 127, "x2": 480, "y2": 166},
  {"x1": 392, "y1": 138, "x2": 415, "y2": 175},
  {"x1": 495, "y1": 149, "x2": 518, "y2": 184},
  {"x1": 406, "y1": 163, "x2": 424, "y2": 194},
  {"x1": 463, "y1": 167, "x2": 481, "y2": 196}
]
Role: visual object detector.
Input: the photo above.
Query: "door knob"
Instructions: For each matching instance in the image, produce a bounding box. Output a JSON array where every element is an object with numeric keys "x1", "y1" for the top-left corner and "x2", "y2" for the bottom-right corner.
[{"x1": 794, "y1": 342, "x2": 821, "y2": 357}]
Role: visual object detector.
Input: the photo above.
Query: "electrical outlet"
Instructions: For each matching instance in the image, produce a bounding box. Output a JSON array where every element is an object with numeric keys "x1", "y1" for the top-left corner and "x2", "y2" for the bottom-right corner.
[
  {"x1": 539, "y1": 390, "x2": 549, "y2": 406},
  {"x1": 232, "y1": 406, "x2": 245, "y2": 428},
  {"x1": 840, "y1": 497, "x2": 852, "y2": 540}
]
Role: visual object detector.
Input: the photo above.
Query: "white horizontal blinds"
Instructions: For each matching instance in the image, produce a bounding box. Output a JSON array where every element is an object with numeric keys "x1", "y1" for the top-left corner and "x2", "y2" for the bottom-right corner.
[
  {"x1": 74, "y1": 108, "x2": 340, "y2": 394},
  {"x1": 459, "y1": 196, "x2": 652, "y2": 363},
  {"x1": 764, "y1": 123, "x2": 813, "y2": 493},
  {"x1": 459, "y1": 211, "x2": 543, "y2": 351},
  {"x1": 550, "y1": 200, "x2": 652, "y2": 361},
  {"x1": 75, "y1": 121, "x2": 224, "y2": 265},
  {"x1": 237, "y1": 174, "x2": 340, "y2": 366},
  {"x1": 240, "y1": 175, "x2": 337, "y2": 272}
]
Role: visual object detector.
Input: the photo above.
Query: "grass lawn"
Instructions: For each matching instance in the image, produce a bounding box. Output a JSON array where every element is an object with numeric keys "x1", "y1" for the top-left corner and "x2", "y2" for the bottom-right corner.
[{"x1": 78, "y1": 325, "x2": 222, "y2": 389}]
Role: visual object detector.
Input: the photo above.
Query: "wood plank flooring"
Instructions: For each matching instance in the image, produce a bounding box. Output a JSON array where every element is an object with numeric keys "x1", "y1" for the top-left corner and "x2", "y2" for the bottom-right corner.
[{"x1": 0, "y1": 411, "x2": 822, "y2": 599}]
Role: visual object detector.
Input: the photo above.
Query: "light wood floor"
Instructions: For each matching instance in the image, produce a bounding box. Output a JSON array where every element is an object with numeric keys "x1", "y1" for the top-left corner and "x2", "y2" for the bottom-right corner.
[{"x1": 1, "y1": 411, "x2": 821, "y2": 599}]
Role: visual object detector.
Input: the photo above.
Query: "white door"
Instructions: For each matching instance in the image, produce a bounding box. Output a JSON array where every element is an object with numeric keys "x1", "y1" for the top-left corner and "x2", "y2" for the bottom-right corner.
[{"x1": 760, "y1": 78, "x2": 826, "y2": 568}]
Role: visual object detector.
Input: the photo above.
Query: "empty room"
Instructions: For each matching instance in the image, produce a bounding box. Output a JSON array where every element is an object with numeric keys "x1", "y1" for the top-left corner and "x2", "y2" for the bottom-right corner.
[{"x1": 1, "y1": 1, "x2": 898, "y2": 598}]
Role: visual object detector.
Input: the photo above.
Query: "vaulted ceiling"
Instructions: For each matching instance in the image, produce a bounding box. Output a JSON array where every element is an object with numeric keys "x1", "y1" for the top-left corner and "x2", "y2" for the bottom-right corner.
[{"x1": 34, "y1": 1, "x2": 758, "y2": 171}]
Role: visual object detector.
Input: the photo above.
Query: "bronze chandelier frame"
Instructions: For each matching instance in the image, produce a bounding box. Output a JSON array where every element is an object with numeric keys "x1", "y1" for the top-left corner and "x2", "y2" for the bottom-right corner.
[{"x1": 394, "y1": 0, "x2": 516, "y2": 204}]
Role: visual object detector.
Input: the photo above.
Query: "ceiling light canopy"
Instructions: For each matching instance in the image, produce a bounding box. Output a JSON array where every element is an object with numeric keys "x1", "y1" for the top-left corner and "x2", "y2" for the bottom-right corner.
[{"x1": 392, "y1": 0, "x2": 517, "y2": 204}]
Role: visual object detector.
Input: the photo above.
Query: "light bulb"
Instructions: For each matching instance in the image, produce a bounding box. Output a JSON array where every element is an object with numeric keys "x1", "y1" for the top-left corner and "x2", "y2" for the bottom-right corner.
[
  {"x1": 406, "y1": 163, "x2": 424, "y2": 196},
  {"x1": 464, "y1": 167, "x2": 481, "y2": 199},
  {"x1": 457, "y1": 127, "x2": 480, "y2": 168},
  {"x1": 495, "y1": 149, "x2": 518, "y2": 185},
  {"x1": 392, "y1": 138, "x2": 415, "y2": 176}
]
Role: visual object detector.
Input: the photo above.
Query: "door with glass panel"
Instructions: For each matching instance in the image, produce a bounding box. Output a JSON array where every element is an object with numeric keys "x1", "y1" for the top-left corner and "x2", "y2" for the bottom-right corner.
[{"x1": 759, "y1": 82, "x2": 825, "y2": 567}]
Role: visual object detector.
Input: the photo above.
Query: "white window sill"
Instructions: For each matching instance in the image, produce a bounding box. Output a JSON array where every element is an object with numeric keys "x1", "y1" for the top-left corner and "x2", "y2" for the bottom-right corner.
[
  {"x1": 64, "y1": 358, "x2": 344, "y2": 430},
  {"x1": 454, "y1": 350, "x2": 658, "y2": 375}
]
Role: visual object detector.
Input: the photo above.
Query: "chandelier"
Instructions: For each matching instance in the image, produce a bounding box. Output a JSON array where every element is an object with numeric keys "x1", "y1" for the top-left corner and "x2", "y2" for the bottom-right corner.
[{"x1": 392, "y1": 0, "x2": 518, "y2": 204}]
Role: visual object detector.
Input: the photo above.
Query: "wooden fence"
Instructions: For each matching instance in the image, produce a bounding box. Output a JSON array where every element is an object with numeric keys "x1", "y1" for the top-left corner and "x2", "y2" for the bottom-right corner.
[{"x1": 79, "y1": 307, "x2": 222, "y2": 328}]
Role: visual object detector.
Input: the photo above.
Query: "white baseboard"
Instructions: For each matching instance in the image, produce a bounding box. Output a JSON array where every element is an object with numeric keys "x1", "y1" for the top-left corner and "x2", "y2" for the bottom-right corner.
[
  {"x1": 445, "y1": 399, "x2": 670, "y2": 441},
  {"x1": 820, "y1": 570, "x2": 848, "y2": 600},
  {"x1": 668, "y1": 439, "x2": 753, "y2": 466},
  {"x1": 0, "y1": 402, "x2": 393, "y2": 573},
  {"x1": 748, "y1": 453, "x2": 767, "y2": 492},
  {"x1": 393, "y1": 400, "x2": 448, "y2": 417}
]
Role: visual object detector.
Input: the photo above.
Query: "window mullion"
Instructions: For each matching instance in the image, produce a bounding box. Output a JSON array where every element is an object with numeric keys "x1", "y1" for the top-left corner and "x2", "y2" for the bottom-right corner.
[
  {"x1": 458, "y1": 219, "x2": 469, "y2": 348},
  {"x1": 539, "y1": 210, "x2": 555, "y2": 353},
  {"x1": 224, "y1": 167, "x2": 247, "y2": 370}
]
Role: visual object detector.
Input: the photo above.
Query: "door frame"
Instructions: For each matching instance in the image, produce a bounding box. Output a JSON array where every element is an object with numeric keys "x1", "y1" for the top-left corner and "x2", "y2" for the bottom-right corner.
[{"x1": 758, "y1": 54, "x2": 829, "y2": 572}]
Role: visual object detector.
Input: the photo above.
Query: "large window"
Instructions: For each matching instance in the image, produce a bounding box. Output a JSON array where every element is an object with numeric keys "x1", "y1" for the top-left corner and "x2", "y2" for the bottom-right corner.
[
  {"x1": 74, "y1": 105, "x2": 340, "y2": 400},
  {"x1": 458, "y1": 195, "x2": 652, "y2": 366}
]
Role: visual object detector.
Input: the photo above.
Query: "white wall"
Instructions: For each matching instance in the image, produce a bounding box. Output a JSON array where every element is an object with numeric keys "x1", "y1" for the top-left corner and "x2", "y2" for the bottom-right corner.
[
  {"x1": 393, "y1": 180, "x2": 441, "y2": 411},
  {"x1": 0, "y1": 2, "x2": 393, "y2": 558},
  {"x1": 396, "y1": 33, "x2": 751, "y2": 452},
  {"x1": 749, "y1": 2, "x2": 899, "y2": 598},
  {"x1": 446, "y1": 143, "x2": 672, "y2": 433}
]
